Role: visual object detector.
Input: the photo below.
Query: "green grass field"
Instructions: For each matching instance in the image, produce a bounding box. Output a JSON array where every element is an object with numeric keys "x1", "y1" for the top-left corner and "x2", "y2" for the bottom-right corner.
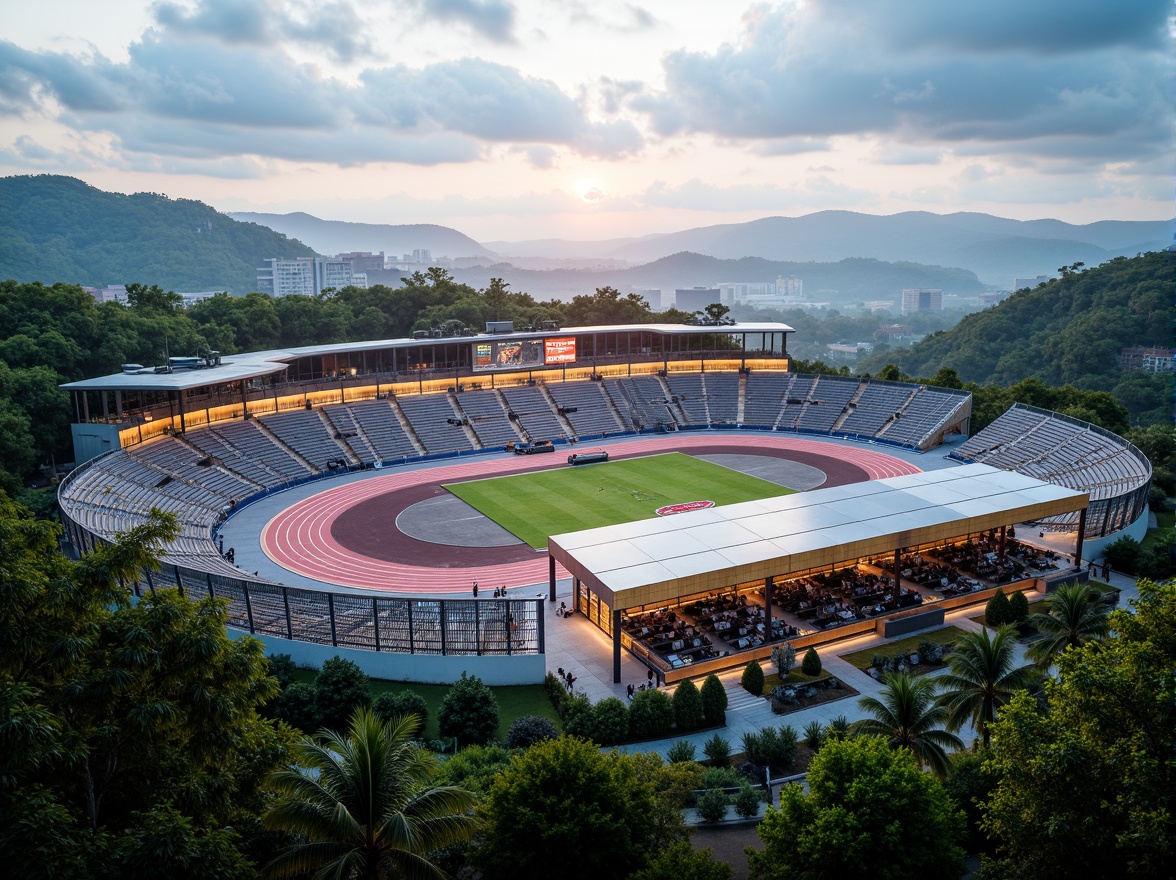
[{"x1": 444, "y1": 452, "x2": 794, "y2": 549}]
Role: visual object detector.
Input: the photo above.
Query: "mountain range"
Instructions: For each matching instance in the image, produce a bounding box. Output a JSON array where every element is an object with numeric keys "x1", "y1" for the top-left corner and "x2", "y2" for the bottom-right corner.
[
  {"x1": 227, "y1": 211, "x2": 493, "y2": 261},
  {"x1": 486, "y1": 211, "x2": 1171, "y2": 286}
]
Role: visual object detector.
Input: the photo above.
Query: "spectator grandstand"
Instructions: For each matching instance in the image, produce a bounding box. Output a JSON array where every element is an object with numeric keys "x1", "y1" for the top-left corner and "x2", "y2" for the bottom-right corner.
[{"x1": 950, "y1": 403, "x2": 1151, "y2": 537}]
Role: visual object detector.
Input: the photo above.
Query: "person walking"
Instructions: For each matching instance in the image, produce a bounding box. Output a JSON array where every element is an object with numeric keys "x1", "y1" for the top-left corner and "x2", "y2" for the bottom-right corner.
[{"x1": 472, "y1": 581, "x2": 478, "y2": 598}]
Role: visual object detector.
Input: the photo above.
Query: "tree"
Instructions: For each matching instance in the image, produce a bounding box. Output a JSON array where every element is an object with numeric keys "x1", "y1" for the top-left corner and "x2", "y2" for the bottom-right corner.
[
  {"x1": 936, "y1": 625, "x2": 1034, "y2": 748},
  {"x1": 1025, "y1": 582, "x2": 1114, "y2": 668},
  {"x1": 314, "y1": 656, "x2": 371, "y2": 732},
  {"x1": 274, "y1": 681, "x2": 320, "y2": 732},
  {"x1": 629, "y1": 840, "x2": 733, "y2": 880},
  {"x1": 801, "y1": 647, "x2": 822, "y2": 676},
  {"x1": 264, "y1": 709, "x2": 477, "y2": 880},
  {"x1": 474, "y1": 736, "x2": 658, "y2": 880},
  {"x1": 672, "y1": 678, "x2": 705, "y2": 730},
  {"x1": 1006, "y1": 589, "x2": 1029, "y2": 624},
  {"x1": 748, "y1": 736, "x2": 966, "y2": 880},
  {"x1": 0, "y1": 500, "x2": 292, "y2": 875},
  {"x1": 979, "y1": 580, "x2": 1174, "y2": 880},
  {"x1": 771, "y1": 643, "x2": 796, "y2": 677},
  {"x1": 700, "y1": 672, "x2": 728, "y2": 725},
  {"x1": 741, "y1": 659, "x2": 765, "y2": 695},
  {"x1": 849, "y1": 672, "x2": 962, "y2": 778},
  {"x1": 985, "y1": 589, "x2": 1011, "y2": 626},
  {"x1": 438, "y1": 671, "x2": 499, "y2": 746}
]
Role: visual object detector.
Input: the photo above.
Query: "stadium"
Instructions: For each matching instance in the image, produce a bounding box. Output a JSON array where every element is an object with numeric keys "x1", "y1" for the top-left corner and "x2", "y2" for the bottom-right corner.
[{"x1": 57, "y1": 320, "x2": 1151, "y2": 685}]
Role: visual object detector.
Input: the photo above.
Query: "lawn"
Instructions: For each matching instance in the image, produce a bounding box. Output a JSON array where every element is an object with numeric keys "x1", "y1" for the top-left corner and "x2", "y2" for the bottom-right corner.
[
  {"x1": 1141, "y1": 509, "x2": 1174, "y2": 553},
  {"x1": 444, "y1": 451, "x2": 795, "y2": 549},
  {"x1": 839, "y1": 625, "x2": 966, "y2": 672},
  {"x1": 289, "y1": 669, "x2": 557, "y2": 742}
]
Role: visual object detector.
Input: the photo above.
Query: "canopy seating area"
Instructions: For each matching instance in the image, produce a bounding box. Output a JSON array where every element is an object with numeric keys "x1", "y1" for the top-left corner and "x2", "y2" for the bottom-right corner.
[{"x1": 548, "y1": 463, "x2": 1090, "y2": 683}]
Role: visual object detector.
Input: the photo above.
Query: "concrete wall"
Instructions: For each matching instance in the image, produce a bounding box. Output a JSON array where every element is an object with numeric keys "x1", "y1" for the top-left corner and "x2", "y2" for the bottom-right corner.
[
  {"x1": 71, "y1": 422, "x2": 123, "y2": 464},
  {"x1": 229, "y1": 628, "x2": 546, "y2": 685}
]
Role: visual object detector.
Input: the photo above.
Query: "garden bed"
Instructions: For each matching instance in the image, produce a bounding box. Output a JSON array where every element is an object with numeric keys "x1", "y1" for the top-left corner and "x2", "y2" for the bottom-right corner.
[{"x1": 838, "y1": 626, "x2": 964, "y2": 677}]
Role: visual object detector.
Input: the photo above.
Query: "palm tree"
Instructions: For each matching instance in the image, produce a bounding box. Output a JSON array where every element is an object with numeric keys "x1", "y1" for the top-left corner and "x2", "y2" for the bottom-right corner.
[
  {"x1": 936, "y1": 625, "x2": 1035, "y2": 748},
  {"x1": 850, "y1": 671, "x2": 963, "y2": 777},
  {"x1": 1025, "y1": 582, "x2": 1114, "y2": 668},
  {"x1": 264, "y1": 708, "x2": 478, "y2": 880}
]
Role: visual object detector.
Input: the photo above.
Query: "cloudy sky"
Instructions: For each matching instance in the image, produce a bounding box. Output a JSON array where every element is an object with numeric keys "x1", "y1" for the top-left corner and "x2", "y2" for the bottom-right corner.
[{"x1": 1, "y1": 0, "x2": 1170, "y2": 240}]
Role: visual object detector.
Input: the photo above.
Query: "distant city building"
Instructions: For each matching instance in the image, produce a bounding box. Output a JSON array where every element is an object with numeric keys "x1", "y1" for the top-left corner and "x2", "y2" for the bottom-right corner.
[
  {"x1": 865, "y1": 300, "x2": 895, "y2": 312},
  {"x1": 1013, "y1": 274, "x2": 1053, "y2": 292},
  {"x1": 629, "y1": 288, "x2": 662, "y2": 310},
  {"x1": 83, "y1": 285, "x2": 129, "y2": 304},
  {"x1": 177, "y1": 290, "x2": 221, "y2": 306},
  {"x1": 257, "y1": 257, "x2": 369, "y2": 297},
  {"x1": 676, "y1": 287, "x2": 722, "y2": 312},
  {"x1": 900, "y1": 288, "x2": 943, "y2": 315},
  {"x1": 776, "y1": 275, "x2": 803, "y2": 298},
  {"x1": 1118, "y1": 346, "x2": 1175, "y2": 373},
  {"x1": 979, "y1": 291, "x2": 1012, "y2": 307},
  {"x1": 876, "y1": 324, "x2": 912, "y2": 340},
  {"x1": 336, "y1": 251, "x2": 385, "y2": 273},
  {"x1": 826, "y1": 342, "x2": 874, "y2": 354},
  {"x1": 402, "y1": 249, "x2": 432, "y2": 264}
]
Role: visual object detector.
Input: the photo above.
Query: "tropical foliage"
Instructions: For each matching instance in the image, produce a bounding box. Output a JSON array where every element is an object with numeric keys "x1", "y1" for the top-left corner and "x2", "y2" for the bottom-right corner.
[
  {"x1": 936, "y1": 625, "x2": 1035, "y2": 748},
  {"x1": 849, "y1": 671, "x2": 963, "y2": 778},
  {"x1": 264, "y1": 708, "x2": 478, "y2": 880},
  {"x1": 1025, "y1": 582, "x2": 1114, "y2": 667}
]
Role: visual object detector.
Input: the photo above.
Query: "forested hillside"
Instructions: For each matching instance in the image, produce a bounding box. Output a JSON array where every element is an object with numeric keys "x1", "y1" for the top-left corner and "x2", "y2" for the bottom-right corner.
[
  {"x1": 0, "y1": 175, "x2": 316, "y2": 293},
  {"x1": 859, "y1": 252, "x2": 1173, "y2": 424}
]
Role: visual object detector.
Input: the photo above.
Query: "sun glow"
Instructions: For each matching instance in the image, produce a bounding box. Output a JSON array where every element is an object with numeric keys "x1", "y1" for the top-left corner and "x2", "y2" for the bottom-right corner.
[{"x1": 572, "y1": 179, "x2": 607, "y2": 203}]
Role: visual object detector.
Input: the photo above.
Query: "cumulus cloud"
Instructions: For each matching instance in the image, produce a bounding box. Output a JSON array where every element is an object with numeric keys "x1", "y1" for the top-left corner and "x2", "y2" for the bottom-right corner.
[
  {"x1": 405, "y1": 0, "x2": 517, "y2": 44},
  {"x1": 152, "y1": 0, "x2": 377, "y2": 63},
  {"x1": 0, "y1": 29, "x2": 640, "y2": 170},
  {"x1": 635, "y1": 0, "x2": 1170, "y2": 165}
]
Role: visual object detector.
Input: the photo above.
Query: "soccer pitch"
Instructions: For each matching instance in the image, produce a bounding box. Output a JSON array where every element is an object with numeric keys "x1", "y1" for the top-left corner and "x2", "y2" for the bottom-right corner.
[{"x1": 443, "y1": 452, "x2": 794, "y2": 549}]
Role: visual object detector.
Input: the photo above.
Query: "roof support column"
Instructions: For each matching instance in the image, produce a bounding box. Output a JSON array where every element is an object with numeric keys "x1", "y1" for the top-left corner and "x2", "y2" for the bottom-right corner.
[
  {"x1": 764, "y1": 575, "x2": 774, "y2": 639},
  {"x1": 998, "y1": 525, "x2": 1007, "y2": 561},
  {"x1": 1074, "y1": 508, "x2": 1087, "y2": 570},
  {"x1": 178, "y1": 389, "x2": 187, "y2": 434},
  {"x1": 612, "y1": 607, "x2": 622, "y2": 684},
  {"x1": 548, "y1": 554, "x2": 556, "y2": 602},
  {"x1": 893, "y1": 547, "x2": 902, "y2": 601}
]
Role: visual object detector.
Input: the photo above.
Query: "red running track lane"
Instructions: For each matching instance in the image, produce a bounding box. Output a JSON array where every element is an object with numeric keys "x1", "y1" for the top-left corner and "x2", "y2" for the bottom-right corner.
[{"x1": 261, "y1": 434, "x2": 922, "y2": 595}]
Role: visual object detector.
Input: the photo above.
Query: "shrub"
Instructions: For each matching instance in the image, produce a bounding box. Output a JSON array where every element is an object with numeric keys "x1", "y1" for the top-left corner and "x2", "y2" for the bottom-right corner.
[
  {"x1": 1104, "y1": 535, "x2": 1141, "y2": 575},
  {"x1": 700, "y1": 673, "x2": 728, "y2": 726},
  {"x1": 559, "y1": 694, "x2": 595, "y2": 739},
  {"x1": 592, "y1": 697, "x2": 630, "y2": 746},
  {"x1": 700, "y1": 766, "x2": 745, "y2": 790},
  {"x1": 273, "y1": 681, "x2": 319, "y2": 732},
  {"x1": 672, "y1": 679, "x2": 705, "y2": 730},
  {"x1": 438, "y1": 671, "x2": 500, "y2": 746},
  {"x1": 773, "y1": 725, "x2": 799, "y2": 766},
  {"x1": 771, "y1": 643, "x2": 796, "y2": 677},
  {"x1": 544, "y1": 671, "x2": 569, "y2": 710},
  {"x1": 733, "y1": 784, "x2": 762, "y2": 818},
  {"x1": 313, "y1": 656, "x2": 371, "y2": 732},
  {"x1": 372, "y1": 689, "x2": 429, "y2": 731},
  {"x1": 505, "y1": 714, "x2": 559, "y2": 748},
  {"x1": 266, "y1": 653, "x2": 298, "y2": 689},
  {"x1": 986, "y1": 589, "x2": 1011, "y2": 626},
  {"x1": 741, "y1": 659, "x2": 765, "y2": 696},
  {"x1": 801, "y1": 648, "x2": 822, "y2": 676},
  {"x1": 826, "y1": 715, "x2": 849, "y2": 741},
  {"x1": 703, "y1": 733, "x2": 731, "y2": 766},
  {"x1": 1007, "y1": 590, "x2": 1030, "y2": 623},
  {"x1": 916, "y1": 641, "x2": 944, "y2": 664},
  {"x1": 803, "y1": 720, "x2": 826, "y2": 751},
  {"x1": 741, "y1": 730, "x2": 764, "y2": 765},
  {"x1": 696, "y1": 787, "x2": 730, "y2": 824},
  {"x1": 666, "y1": 739, "x2": 697, "y2": 764},
  {"x1": 629, "y1": 688, "x2": 674, "y2": 740}
]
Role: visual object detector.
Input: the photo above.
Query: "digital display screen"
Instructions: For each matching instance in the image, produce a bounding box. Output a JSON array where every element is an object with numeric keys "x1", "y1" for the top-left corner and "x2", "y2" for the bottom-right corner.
[
  {"x1": 473, "y1": 339, "x2": 546, "y2": 372},
  {"x1": 544, "y1": 337, "x2": 577, "y2": 364}
]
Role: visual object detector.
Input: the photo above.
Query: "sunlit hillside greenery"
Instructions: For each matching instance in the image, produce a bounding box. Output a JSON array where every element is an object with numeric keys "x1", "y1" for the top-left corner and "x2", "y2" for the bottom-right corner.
[{"x1": 0, "y1": 175, "x2": 316, "y2": 293}]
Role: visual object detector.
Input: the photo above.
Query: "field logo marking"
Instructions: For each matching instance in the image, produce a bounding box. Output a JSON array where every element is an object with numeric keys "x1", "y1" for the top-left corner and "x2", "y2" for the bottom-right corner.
[{"x1": 655, "y1": 500, "x2": 715, "y2": 516}]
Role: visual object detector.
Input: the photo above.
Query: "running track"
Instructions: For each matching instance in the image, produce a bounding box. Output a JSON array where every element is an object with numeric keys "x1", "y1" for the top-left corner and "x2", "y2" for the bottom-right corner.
[{"x1": 262, "y1": 435, "x2": 922, "y2": 595}]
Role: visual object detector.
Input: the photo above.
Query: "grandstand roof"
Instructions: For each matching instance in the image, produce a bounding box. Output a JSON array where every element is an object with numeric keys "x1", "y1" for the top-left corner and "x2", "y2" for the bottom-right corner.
[
  {"x1": 60, "y1": 321, "x2": 794, "y2": 393},
  {"x1": 548, "y1": 463, "x2": 1087, "y2": 610}
]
